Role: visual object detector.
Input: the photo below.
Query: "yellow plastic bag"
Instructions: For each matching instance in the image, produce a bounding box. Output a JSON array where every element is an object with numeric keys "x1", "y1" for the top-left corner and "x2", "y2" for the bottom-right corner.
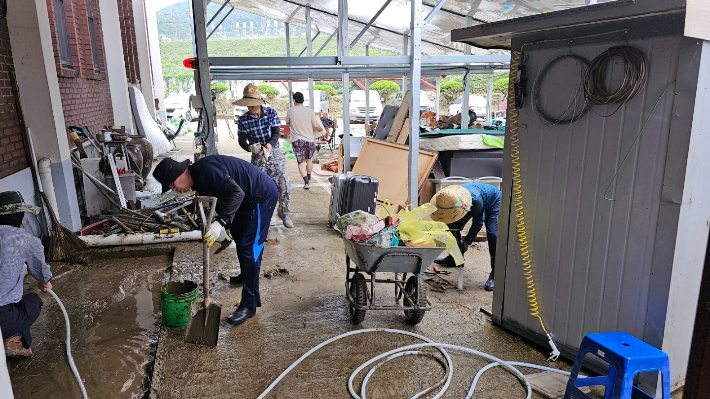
[{"x1": 396, "y1": 204, "x2": 464, "y2": 266}]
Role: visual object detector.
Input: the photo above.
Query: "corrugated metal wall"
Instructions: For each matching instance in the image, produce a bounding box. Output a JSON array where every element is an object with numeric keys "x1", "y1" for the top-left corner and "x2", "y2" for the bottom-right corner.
[{"x1": 494, "y1": 18, "x2": 694, "y2": 359}]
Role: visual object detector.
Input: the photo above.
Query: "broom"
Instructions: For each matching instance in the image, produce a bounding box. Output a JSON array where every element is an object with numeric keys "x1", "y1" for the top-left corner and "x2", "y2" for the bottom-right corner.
[{"x1": 10, "y1": 70, "x2": 88, "y2": 261}]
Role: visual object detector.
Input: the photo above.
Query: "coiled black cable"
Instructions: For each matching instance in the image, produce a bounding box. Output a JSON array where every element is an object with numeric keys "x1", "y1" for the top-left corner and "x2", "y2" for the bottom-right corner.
[
  {"x1": 532, "y1": 54, "x2": 590, "y2": 125},
  {"x1": 584, "y1": 46, "x2": 648, "y2": 112}
]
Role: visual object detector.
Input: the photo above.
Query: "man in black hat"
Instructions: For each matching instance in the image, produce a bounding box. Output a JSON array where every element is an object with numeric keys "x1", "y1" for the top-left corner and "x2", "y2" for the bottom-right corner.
[
  {"x1": 153, "y1": 156, "x2": 278, "y2": 326},
  {"x1": 0, "y1": 191, "x2": 53, "y2": 358}
]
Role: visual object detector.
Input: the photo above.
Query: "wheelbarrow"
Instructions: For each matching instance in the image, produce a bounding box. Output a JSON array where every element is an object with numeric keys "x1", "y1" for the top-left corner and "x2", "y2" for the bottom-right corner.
[{"x1": 343, "y1": 239, "x2": 444, "y2": 325}]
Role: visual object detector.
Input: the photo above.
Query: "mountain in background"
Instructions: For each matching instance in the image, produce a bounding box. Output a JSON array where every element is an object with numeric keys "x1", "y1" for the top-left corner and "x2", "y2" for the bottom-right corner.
[{"x1": 157, "y1": 1, "x2": 304, "y2": 42}]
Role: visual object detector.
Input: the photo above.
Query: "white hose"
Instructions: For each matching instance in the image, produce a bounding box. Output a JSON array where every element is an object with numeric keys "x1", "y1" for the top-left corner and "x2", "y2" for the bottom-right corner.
[
  {"x1": 257, "y1": 328, "x2": 572, "y2": 399},
  {"x1": 47, "y1": 289, "x2": 89, "y2": 399}
]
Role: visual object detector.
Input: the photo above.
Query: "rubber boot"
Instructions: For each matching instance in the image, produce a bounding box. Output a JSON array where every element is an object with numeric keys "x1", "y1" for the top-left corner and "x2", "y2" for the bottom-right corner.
[
  {"x1": 281, "y1": 213, "x2": 294, "y2": 228},
  {"x1": 484, "y1": 256, "x2": 495, "y2": 291}
]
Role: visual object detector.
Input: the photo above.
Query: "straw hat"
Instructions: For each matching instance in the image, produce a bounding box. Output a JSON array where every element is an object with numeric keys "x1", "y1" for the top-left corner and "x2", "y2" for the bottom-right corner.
[
  {"x1": 233, "y1": 83, "x2": 267, "y2": 106},
  {"x1": 0, "y1": 191, "x2": 40, "y2": 216},
  {"x1": 429, "y1": 185, "x2": 472, "y2": 224}
]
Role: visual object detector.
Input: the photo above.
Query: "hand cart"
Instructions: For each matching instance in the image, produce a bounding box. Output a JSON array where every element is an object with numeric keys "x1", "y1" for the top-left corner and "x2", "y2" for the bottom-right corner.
[{"x1": 343, "y1": 239, "x2": 444, "y2": 325}]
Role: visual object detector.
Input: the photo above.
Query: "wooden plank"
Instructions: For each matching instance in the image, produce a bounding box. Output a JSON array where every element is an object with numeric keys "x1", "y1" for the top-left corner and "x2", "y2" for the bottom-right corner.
[
  {"x1": 352, "y1": 138, "x2": 438, "y2": 206},
  {"x1": 395, "y1": 118, "x2": 410, "y2": 145},
  {"x1": 385, "y1": 90, "x2": 410, "y2": 142}
]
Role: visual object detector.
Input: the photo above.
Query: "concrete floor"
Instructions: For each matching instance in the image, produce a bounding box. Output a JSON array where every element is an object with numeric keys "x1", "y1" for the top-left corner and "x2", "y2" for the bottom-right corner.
[{"x1": 147, "y1": 129, "x2": 577, "y2": 398}]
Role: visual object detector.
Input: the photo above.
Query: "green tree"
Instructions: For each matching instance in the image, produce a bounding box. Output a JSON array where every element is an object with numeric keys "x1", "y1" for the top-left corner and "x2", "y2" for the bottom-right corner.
[
  {"x1": 257, "y1": 84, "x2": 279, "y2": 102},
  {"x1": 440, "y1": 81, "x2": 463, "y2": 103},
  {"x1": 369, "y1": 80, "x2": 399, "y2": 101},
  {"x1": 314, "y1": 84, "x2": 336, "y2": 97},
  {"x1": 211, "y1": 82, "x2": 229, "y2": 96},
  {"x1": 493, "y1": 78, "x2": 509, "y2": 94}
]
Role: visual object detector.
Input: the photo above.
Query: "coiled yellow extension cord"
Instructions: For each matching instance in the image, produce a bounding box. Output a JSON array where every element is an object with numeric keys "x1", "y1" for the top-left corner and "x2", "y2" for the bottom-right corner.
[{"x1": 509, "y1": 50, "x2": 561, "y2": 361}]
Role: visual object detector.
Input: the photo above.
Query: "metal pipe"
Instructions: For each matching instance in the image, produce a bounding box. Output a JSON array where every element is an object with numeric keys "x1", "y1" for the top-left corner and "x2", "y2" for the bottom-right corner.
[
  {"x1": 306, "y1": 5, "x2": 314, "y2": 110},
  {"x1": 365, "y1": 45, "x2": 370, "y2": 126},
  {"x1": 207, "y1": 7, "x2": 234, "y2": 40},
  {"x1": 79, "y1": 230, "x2": 202, "y2": 247},
  {"x1": 285, "y1": 22, "x2": 293, "y2": 108},
  {"x1": 315, "y1": 30, "x2": 337, "y2": 56},
  {"x1": 409, "y1": 0, "x2": 422, "y2": 206},
  {"x1": 461, "y1": 15, "x2": 473, "y2": 129},
  {"x1": 206, "y1": 0, "x2": 229, "y2": 26},
  {"x1": 423, "y1": 0, "x2": 449, "y2": 25},
  {"x1": 486, "y1": 73, "x2": 494, "y2": 124},
  {"x1": 350, "y1": 0, "x2": 392, "y2": 48},
  {"x1": 435, "y1": 76, "x2": 440, "y2": 119}
]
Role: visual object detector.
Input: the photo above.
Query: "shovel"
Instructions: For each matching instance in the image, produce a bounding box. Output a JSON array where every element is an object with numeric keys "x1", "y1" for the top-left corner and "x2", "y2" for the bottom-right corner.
[{"x1": 185, "y1": 196, "x2": 222, "y2": 347}]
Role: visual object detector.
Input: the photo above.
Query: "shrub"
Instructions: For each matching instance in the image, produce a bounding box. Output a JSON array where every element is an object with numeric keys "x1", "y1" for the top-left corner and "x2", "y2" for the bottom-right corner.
[
  {"x1": 493, "y1": 77, "x2": 509, "y2": 94},
  {"x1": 370, "y1": 80, "x2": 399, "y2": 101},
  {"x1": 314, "y1": 85, "x2": 337, "y2": 97},
  {"x1": 440, "y1": 81, "x2": 463, "y2": 103},
  {"x1": 257, "y1": 84, "x2": 280, "y2": 101},
  {"x1": 211, "y1": 82, "x2": 229, "y2": 96}
]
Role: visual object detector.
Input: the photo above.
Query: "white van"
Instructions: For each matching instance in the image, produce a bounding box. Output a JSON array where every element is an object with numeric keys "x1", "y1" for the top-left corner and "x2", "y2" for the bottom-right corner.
[
  {"x1": 394, "y1": 91, "x2": 435, "y2": 115},
  {"x1": 165, "y1": 93, "x2": 196, "y2": 122},
  {"x1": 448, "y1": 95, "x2": 488, "y2": 120},
  {"x1": 349, "y1": 90, "x2": 383, "y2": 123}
]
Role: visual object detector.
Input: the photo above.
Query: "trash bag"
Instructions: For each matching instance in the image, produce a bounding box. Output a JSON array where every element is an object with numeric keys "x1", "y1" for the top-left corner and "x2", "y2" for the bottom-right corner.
[
  {"x1": 395, "y1": 204, "x2": 464, "y2": 265},
  {"x1": 335, "y1": 210, "x2": 380, "y2": 234}
]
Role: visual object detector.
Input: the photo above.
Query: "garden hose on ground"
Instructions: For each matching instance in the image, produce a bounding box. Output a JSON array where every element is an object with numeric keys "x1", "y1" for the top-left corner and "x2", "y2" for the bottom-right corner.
[
  {"x1": 48, "y1": 289, "x2": 88, "y2": 399},
  {"x1": 509, "y1": 50, "x2": 561, "y2": 361},
  {"x1": 256, "y1": 328, "x2": 574, "y2": 399}
]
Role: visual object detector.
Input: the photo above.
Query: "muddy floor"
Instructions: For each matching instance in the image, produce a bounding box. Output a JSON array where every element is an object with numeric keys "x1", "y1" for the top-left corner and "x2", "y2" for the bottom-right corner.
[
  {"x1": 8, "y1": 252, "x2": 172, "y2": 399},
  {"x1": 147, "y1": 135, "x2": 575, "y2": 399}
]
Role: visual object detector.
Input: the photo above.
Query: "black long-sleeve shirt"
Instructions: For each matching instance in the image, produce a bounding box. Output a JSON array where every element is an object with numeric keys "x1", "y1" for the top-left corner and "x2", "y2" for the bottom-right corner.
[{"x1": 188, "y1": 155, "x2": 276, "y2": 228}]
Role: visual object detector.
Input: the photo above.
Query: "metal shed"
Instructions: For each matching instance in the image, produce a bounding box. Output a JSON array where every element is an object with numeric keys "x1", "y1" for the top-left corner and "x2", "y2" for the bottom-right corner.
[{"x1": 452, "y1": 0, "x2": 710, "y2": 390}]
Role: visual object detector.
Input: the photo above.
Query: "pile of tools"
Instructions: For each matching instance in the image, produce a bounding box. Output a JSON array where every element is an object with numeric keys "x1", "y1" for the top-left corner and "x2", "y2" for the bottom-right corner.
[{"x1": 79, "y1": 194, "x2": 204, "y2": 237}]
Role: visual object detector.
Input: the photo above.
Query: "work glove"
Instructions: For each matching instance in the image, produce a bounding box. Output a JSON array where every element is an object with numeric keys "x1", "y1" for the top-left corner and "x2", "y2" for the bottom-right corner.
[
  {"x1": 203, "y1": 221, "x2": 228, "y2": 248},
  {"x1": 248, "y1": 143, "x2": 263, "y2": 154}
]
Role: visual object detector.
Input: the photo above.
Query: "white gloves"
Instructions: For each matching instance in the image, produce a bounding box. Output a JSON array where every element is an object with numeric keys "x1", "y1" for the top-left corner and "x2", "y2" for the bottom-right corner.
[
  {"x1": 248, "y1": 143, "x2": 262, "y2": 154},
  {"x1": 203, "y1": 221, "x2": 228, "y2": 248},
  {"x1": 248, "y1": 143, "x2": 271, "y2": 164}
]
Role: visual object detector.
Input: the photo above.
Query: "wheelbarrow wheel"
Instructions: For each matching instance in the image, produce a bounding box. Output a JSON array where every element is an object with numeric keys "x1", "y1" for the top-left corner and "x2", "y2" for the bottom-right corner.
[
  {"x1": 395, "y1": 273, "x2": 407, "y2": 300},
  {"x1": 349, "y1": 273, "x2": 368, "y2": 324},
  {"x1": 403, "y1": 276, "x2": 427, "y2": 325}
]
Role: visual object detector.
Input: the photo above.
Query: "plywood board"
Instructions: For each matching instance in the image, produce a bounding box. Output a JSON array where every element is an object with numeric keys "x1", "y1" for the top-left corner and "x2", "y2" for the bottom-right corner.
[
  {"x1": 386, "y1": 90, "x2": 410, "y2": 142},
  {"x1": 395, "y1": 118, "x2": 410, "y2": 145},
  {"x1": 352, "y1": 139, "x2": 438, "y2": 205}
]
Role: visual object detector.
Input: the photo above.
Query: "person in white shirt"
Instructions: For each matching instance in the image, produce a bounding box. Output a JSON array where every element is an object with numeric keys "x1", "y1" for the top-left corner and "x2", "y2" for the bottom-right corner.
[
  {"x1": 0, "y1": 191, "x2": 52, "y2": 358},
  {"x1": 285, "y1": 92, "x2": 323, "y2": 189}
]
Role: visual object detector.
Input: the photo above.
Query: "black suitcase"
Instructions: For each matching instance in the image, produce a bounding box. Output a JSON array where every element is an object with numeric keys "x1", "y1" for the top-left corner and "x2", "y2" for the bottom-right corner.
[
  {"x1": 341, "y1": 175, "x2": 378, "y2": 216},
  {"x1": 328, "y1": 173, "x2": 350, "y2": 226}
]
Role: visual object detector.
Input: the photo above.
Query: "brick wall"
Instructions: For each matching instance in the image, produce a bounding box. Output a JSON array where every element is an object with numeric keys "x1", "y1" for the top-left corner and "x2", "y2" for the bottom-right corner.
[
  {"x1": 117, "y1": 0, "x2": 140, "y2": 85},
  {"x1": 47, "y1": 0, "x2": 113, "y2": 139},
  {"x1": 0, "y1": 11, "x2": 29, "y2": 179}
]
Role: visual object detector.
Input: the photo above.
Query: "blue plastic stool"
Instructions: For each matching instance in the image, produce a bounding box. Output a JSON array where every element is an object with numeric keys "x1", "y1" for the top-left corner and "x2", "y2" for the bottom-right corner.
[{"x1": 564, "y1": 332, "x2": 671, "y2": 399}]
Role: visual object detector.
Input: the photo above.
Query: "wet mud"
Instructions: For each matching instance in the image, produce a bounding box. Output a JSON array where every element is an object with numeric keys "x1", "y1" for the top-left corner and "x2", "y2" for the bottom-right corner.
[{"x1": 8, "y1": 253, "x2": 171, "y2": 399}]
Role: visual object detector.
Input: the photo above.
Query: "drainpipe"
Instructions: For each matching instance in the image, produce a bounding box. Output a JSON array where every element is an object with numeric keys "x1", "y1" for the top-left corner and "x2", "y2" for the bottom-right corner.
[
  {"x1": 79, "y1": 230, "x2": 202, "y2": 247},
  {"x1": 38, "y1": 158, "x2": 59, "y2": 221}
]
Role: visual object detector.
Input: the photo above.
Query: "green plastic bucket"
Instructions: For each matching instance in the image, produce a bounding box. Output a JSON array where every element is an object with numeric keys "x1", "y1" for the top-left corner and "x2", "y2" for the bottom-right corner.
[{"x1": 161, "y1": 281, "x2": 199, "y2": 326}]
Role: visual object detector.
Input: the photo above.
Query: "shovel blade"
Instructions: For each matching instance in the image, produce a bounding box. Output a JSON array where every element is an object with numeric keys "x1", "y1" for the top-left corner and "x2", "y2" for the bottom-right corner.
[{"x1": 184, "y1": 301, "x2": 222, "y2": 347}]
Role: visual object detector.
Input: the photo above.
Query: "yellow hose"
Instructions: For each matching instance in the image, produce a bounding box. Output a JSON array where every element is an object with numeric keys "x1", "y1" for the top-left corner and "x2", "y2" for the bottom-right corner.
[{"x1": 508, "y1": 50, "x2": 560, "y2": 360}]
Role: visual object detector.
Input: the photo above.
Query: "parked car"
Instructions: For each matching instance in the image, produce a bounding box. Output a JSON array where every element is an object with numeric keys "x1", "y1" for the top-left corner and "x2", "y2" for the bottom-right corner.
[
  {"x1": 165, "y1": 93, "x2": 196, "y2": 122},
  {"x1": 233, "y1": 101, "x2": 272, "y2": 123},
  {"x1": 349, "y1": 90, "x2": 383, "y2": 123},
  {"x1": 394, "y1": 91, "x2": 435, "y2": 115},
  {"x1": 448, "y1": 95, "x2": 488, "y2": 120}
]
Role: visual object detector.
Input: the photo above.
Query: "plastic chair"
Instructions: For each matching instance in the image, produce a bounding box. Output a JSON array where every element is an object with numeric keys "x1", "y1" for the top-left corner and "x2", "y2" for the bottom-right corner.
[{"x1": 564, "y1": 332, "x2": 671, "y2": 399}]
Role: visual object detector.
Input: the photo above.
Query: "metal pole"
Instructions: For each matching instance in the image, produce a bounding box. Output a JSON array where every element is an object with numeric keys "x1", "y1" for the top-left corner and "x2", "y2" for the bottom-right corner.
[
  {"x1": 286, "y1": 22, "x2": 293, "y2": 108},
  {"x1": 350, "y1": 0, "x2": 393, "y2": 47},
  {"x1": 461, "y1": 15, "x2": 472, "y2": 129},
  {"x1": 409, "y1": 0, "x2": 422, "y2": 206},
  {"x1": 435, "y1": 76, "x2": 440, "y2": 119},
  {"x1": 423, "y1": 0, "x2": 450, "y2": 25},
  {"x1": 402, "y1": 33, "x2": 409, "y2": 95},
  {"x1": 339, "y1": 0, "x2": 351, "y2": 172},
  {"x1": 315, "y1": 30, "x2": 337, "y2": 56},
  {"x1": 206, "y1": 0, "x2": 229, "y2": 27},
  {"x1": 306, "y1": 5, "x2": 314, "y2": 110},
  {"x1": 486, "y1": 73, "x2": 493, "y2": 124},
  {"x1": 365, "y1": 45, "x2": 370, "y2": 127},
  {"x1": 192, "y1": 0, "x2": 215, "y2": 155}
]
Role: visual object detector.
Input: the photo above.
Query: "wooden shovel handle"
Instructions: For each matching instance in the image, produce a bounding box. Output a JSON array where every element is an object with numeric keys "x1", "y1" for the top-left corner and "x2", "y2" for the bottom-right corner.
[{"x1": 197, "y1": 197, "x2": 217, "y2": 304}]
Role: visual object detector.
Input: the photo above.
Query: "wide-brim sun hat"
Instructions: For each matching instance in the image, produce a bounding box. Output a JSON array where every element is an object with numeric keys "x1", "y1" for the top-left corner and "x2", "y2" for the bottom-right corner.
[
  {"x1": 233, "y1": 83, "x2": 267, "y2": 106},
  {"x1": 0, "y1": 191, "x2": 41, "y2": 216},
  {"x1": 429, "y1": 185, "x2": 473, "y2": 224}
]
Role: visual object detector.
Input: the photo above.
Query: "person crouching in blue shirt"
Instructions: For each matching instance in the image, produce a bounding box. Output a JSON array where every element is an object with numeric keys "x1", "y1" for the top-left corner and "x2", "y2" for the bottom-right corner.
[
  {"x1": 429, "y1": 183, "x2": 501, "y2": 291},
  {"x1": 0, "y1": 191, "x2": 53, "y2": 358},
  {"x1": 153, "y1": 156, "x2": 278, "y2": 326}
]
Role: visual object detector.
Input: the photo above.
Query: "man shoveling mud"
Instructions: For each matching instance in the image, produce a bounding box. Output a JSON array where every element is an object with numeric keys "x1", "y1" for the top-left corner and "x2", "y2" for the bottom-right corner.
[
  {"x1": 0, "y1": 191, "x2": 53, "y2": 358},
  {"x1": 153, "y1": 156, "x2": 278, "y2": 326}
]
